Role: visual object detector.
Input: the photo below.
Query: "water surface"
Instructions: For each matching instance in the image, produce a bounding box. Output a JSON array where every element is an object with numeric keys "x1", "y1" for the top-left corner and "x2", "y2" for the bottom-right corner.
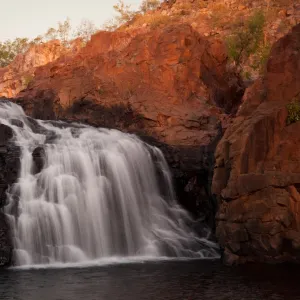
[{"x1": 0, "y1": 259, "x2": 299, "y2": 300}]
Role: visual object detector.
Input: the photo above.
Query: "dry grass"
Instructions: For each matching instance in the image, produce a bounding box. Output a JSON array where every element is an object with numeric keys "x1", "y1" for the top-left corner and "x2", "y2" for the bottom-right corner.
[
  {"x1": 209, "y1": 3, "x2": 231, "y2": 28},
  {"x1": 133, "y1": 14, "x2": 173, "y2": 29}
]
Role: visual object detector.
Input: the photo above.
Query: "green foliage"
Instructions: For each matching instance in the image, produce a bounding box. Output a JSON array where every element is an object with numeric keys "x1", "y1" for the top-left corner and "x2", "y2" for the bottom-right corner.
[
  {"x1": 243, "y1": 71, "x2": 252, "y2": 81},
  {"x1": 23, "y1": 74, "x2": 34, "y2": 87},
  {"x1": 74, "y1": 19, "x2": 98, "y2": 43},
  {"x1": 103, "y1": 0, "x2": 137, "y2": 31},
  {"x1": 98, "y1": 88, "x2": 105, "y2": 95},
  {"x1": 286, "y1": 99, "x2": 300, "y2": 125},
  {"x1": 226, "y1": 11, "x2": 266, "y2": 68},
  {"x1": 140, "y1": 0, "x2": 161, "y2": 13},
  {"x1": 149, "y1": 15, "x2": 172, "y2": 29},
  {"x1": 104, "y1": 0, "x2": 162, "y2": 31},
  {"x1": 57, "y1": 18, "x2": 72, "y2": 46},
  {"x1": 251, "y1": 42, "x2": 271, "y2": 74},
  {"x1": 0, "y1": 18, "x2": 99, "y2": 68},
  {"x1": 45, "y1": 27, "x2": 58, "y2": 41},
  {"x1": 0, "y1": 38, "x2": 31, "y2": 67}
]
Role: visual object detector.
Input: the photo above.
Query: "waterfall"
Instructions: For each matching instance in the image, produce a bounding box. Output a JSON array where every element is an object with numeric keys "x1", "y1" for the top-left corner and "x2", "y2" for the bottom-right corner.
[{"x1": 0, "y1": 101, "x2": 219, "y2": 266}]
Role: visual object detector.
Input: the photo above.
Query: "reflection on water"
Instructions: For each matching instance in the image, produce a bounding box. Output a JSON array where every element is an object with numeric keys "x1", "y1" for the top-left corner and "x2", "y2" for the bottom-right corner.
[{"x1": 0, "y1": 260, "x2": 299, "y2": 300}]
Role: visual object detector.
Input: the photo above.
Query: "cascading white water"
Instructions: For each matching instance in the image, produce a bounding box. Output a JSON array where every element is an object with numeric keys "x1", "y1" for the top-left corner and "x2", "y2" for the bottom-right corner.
[{"x1": 1, "y1": 101, "x2": 219, "y2": 266}]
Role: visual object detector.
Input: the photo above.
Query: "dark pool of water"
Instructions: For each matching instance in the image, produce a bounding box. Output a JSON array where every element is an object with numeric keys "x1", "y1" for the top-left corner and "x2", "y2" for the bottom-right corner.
[{"x1": 0, "y1": 259, "x2": 299, "y2": 300}]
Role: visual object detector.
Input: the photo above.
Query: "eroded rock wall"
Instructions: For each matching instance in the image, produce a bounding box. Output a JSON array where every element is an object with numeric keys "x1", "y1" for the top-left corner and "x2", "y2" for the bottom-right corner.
[
  {"x1": 11, "y1": 24, "x2": 242, "y2": 227},
  {"x1": 213, "y1": 24, "x2": 300, "y2": 264}
]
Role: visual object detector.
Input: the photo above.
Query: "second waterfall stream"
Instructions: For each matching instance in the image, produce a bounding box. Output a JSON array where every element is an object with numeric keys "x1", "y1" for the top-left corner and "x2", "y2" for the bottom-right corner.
[{"x1": 0, "y1": 101, "x2": 219, "y2": 267}]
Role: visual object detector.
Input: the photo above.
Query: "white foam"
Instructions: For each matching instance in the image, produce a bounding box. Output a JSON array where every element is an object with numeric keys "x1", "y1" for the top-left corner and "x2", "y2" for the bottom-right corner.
[
  {"x1": 0, "y1": 101, "x2": 219, "y2": 267},
  {"x1": 11, "y1": 256, "x2": 219, "y2": 271}
]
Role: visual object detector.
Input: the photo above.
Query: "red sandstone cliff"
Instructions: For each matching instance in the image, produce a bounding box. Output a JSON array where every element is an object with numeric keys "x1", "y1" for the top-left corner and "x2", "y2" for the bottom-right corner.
[
  {"x1": 0, "y1": 0, "x2": 300, "y2": 265},
  {"x1": 0, "y1": 39, "x2": 83, "y2": 98},
  {"x1": 213, "y1": 23, "x2": 300, "y2": 264},
  {"x1": 11, "y1": 24, "x2": 240, "y2": 227},
  {"x1": 15, "y1": 24, "x2": 240, "y2": 147}
]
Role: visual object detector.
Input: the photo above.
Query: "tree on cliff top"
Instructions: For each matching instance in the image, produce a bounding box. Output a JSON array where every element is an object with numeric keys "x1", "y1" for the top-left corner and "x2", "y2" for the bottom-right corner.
[
  {"x1": 104, "y1": 0, "x2": 161, "y2": 31},
  {"x1": 140, "y1": 0, "x2": 161, "y2": 13},
  {"x1": 113, "y1": 0, "x2": 137, "y2": 23},
  {"x1": 0, "y1": 38, "x2": 31, "y2": 67},
  {"x1": 75, "y1": 19, "x2": 98, "y2": 42},
  {"x1": 103, "y1": 0, "x2": 137, "y2": 31},
  {"x1": 0, "y1": 18, "x2": 99, "y2": 68}
]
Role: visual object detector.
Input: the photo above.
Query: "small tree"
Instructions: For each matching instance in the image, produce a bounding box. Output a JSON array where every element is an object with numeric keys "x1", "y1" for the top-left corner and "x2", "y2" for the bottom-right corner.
[
  {"x1": 140, "y1": 0, "x2": 161, "y2": 13},
  {"x1": 287, "y1": 98, "x2": 300, "y2": 125},
  {"x1": 0, "y1": 38, "x2": 31, "y2": 67},
  {"x1": 45, "y1": 28, "x2": 58, "y2": 41},
  {"x1": 57, "y1": 18, "x2": 72, "y2": 46},
  {"x1": 113, "y1": 0, "x2": 136, "y2": 24},
  {"x1": 104, "y1": 0, "x2": 137, "y2": 31},
  {"x1": 226, "y1": 11, "x2": 266, "y2": 70},
  {"x1": 75, "y1": 19, "x2": 98, "y2": 42}
]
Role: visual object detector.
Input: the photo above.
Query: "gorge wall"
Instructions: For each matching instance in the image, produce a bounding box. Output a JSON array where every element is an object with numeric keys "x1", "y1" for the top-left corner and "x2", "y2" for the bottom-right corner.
[
  {"x1": 0, "y1": 0, "x2": 299, "y2": 265},
  {"x1": 213, "y1": 24, "x2": 300, "y2": 264},
  {"x1": 12, "y1": 23, "x2": 241, "y2": 228}
]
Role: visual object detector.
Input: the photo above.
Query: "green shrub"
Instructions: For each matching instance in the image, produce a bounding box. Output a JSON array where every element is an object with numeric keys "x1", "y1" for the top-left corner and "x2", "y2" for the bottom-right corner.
[
  {"x1": 98, "y1": 88, "x2": 105, "y2": 96},
  {"x1": 251, "y1": 42, "x2": 271, "y2": 74},
  {"x1": 226, "y1": 11, "x2": 266, "y2": 69},
  {"x1": 140, "y1": 0, "x2": 160, "y2": 13},
  {"x1": 23, "y1": 74, "x2": 34, "y2": 87},
  {"x1": 133, "y1": 14, "x2": 172, "y2": 29},
  {"x1": 286, "y1": 99, "x2": 300, "y2": 125}
]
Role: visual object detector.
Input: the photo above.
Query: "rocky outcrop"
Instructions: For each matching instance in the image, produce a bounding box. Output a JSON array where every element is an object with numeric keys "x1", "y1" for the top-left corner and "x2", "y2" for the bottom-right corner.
[
  {"x1": 0, "y1": 118, "x2": 21, "y2": 267},
  {"x1": 11, "y1": 24, "x2": 242, "y2": 226},
  {"x1": 0, "y1": 39, "x2": 83, "y2": 98},
  {"x1": 0, "y1": 1, "x2": 298, "y2": 266},
  {"x1": 213, "y1": 24, "x2": 300, "y2": 264},
  {"x1": 0, "y1": 212, "x2": 13, "y2": 267},
  {"x1": 16, "y1": 24, "x2": 240, "y2": 142}
]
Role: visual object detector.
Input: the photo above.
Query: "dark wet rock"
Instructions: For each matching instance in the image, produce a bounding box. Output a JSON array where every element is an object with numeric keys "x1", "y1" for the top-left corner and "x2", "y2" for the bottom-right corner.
[
  {"x1": 32, "y1": 146, "x2": 46, "y2": 174},
  {"x1": 0, "y1": 124, "x2": 22, "y2": 267},
  {"x1": 0, "y1": 124, "x2": 13, "y2": 145},
  {"x1": 25, "y1": 117, "x2": 46, "y2": 134},
  {"x1": 45, "y1": 131, "x2": 59, "y2": 144},
  {"x1": 10, "y1": 119, "x2": 24, "y2": 128},
  {"x1": 141, "y1": 127, "x2": 222, "y2": 231},
  {"x1": 0, "y1": 213, "x2": 12, "y2": 267}
]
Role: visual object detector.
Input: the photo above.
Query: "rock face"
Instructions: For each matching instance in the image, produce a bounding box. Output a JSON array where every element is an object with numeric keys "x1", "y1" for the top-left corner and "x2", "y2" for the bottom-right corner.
[
  {"x1": 0, "y1": 39, "x2": 83, "y2": 98},
  {"x1": 213, "y1": 24, "x2": 300, "y2": 264},
  {"x1": 12, "y1": 24, "x2": 241, "y2": 227},
  {"x1": 0, "y1": 119, "x2": 21, "y2": 266},
  {"x1": 17, "y1": 24, "x2": 240, "y2": 144},
  {"x1": 0, "y1": 212, "x2": 13, "y2": 267},
  {"x1": 0, "y1": 2, "x2": 298, "y2": 265}
]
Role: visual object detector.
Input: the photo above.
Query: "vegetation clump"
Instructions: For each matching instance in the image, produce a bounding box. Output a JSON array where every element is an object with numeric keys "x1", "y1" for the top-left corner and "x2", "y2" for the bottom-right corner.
[
  {"x1": 0, "y1": 18, "x2": 97, "y2": 68},
  {"x1": 104, "y1": 0, "x2": 161, "y2": 31},
  {"x1": 226, "y1": 11, "x2": 266, "y2": 70},
  {"x1": 23, "y1": 74, "x2": 34, "y2": 88},
  {"x1": 286, "y1": 98, "x2": 300, "y2": 125}
]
